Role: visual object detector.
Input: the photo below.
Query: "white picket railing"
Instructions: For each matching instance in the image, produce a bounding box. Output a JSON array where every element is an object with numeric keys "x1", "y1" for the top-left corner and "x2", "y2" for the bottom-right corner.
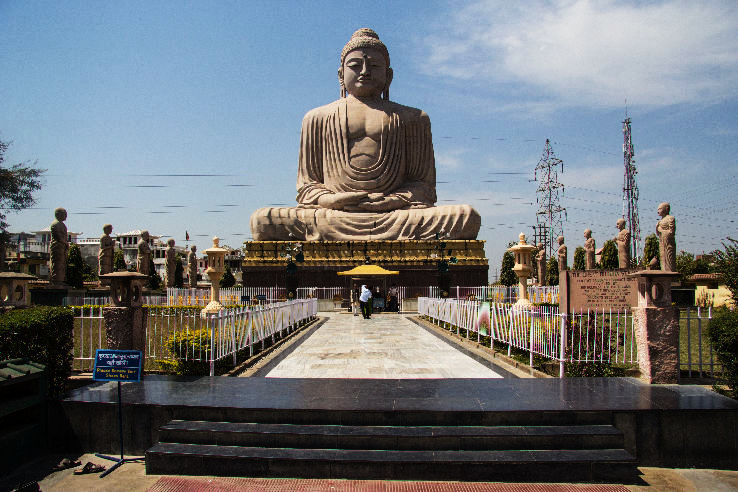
[
  {"x1": 72, "y1": 299, "x2": 318, "y2": 375},
  {"x1": 418, "y1": 297, "x2": 638, "y2": 377}
]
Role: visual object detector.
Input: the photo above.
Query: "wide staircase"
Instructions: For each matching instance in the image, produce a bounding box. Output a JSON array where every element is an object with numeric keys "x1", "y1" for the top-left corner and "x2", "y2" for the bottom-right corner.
[{"x1": 146, "y1": 410, "x2": 637, "y2": 482}]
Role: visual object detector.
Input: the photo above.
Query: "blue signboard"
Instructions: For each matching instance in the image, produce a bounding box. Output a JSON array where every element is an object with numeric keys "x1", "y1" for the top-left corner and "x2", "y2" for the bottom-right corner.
[{"x1": 93, "y1": 349, "x2": 142, "y2": 382}]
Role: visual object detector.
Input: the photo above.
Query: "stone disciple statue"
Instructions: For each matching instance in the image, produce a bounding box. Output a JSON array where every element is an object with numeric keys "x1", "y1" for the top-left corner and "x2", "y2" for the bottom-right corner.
[
  {"x1": 188, "y1": 245, "x2": 198, "y2": 288},
  {"x1": 49, "y1": 207, "x2": 69, "y2": 285},
  {"x1": 165, "y1": 238, "x2": 177, "y2": 288},
  {"x1": 250, "y1": 28, "x2": 480, "y2": 241},
  {"x1": 536, "y1": 243, "x2": 546, "y2": 286},
  {"x1": 615, "y1": 218, "x2": 631, "y2": 269},
  {"x1": 583, "y1": 229, "x2": 596, "y2": 270},
  {"x1": 557, "y1": 236, "x2": 567, "y2": 272},
  {"x1": 137, "y1": 230, "x2": 151, "y2": 276},
  {"x1": 98, "y1": 224, "x2": 115, "y2": 283},
  {"x1": 656, "y1": 202, "x2": 676, "y2": 272}
]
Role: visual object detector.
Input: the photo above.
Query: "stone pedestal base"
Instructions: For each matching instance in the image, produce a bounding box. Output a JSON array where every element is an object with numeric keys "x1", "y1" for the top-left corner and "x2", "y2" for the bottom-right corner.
[
  {"x1": 103, "y1": 306, "x2": 148, "y2": 358},
  {"x1": 241, "y1": 240, "x2": 489, "y2": 288},
  {"x1": 633, "y1": 306, "x2": 680, "y2": 383},
  {"x1": 30, "y1": 287, "x2": 69, "y2": 306}
]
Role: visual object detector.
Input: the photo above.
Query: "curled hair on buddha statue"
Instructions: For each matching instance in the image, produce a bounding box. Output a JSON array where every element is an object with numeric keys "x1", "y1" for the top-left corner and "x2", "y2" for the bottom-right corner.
[{"x1": 338, "y1": 27, "x2": 393, "y2": 100}]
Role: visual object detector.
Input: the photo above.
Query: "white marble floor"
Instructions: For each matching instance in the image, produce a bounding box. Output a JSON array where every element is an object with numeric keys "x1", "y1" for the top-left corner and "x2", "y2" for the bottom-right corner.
[{"x1": 264, "y1": 313, "x2": 504, "y2": 379}]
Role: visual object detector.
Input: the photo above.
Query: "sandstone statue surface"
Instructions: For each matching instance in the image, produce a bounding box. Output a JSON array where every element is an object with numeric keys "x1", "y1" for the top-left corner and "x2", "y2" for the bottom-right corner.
[
  {"x1": 557, "y1": 236, "x2": 567, "y2": 272},
  {"x1": 656, "y1": 202, "x2": 676, "y2": 272},
  {"x1": 616, "y1": 218, "x2": 631, "y2": 269},
  {"x1": 49, "y1": 207, "x2": 68, "y2": 285},
  {"x1": 188, "y1": 245, "x2": 198, "y2": 288},
  {"x1": 250, "y1": 28, "x2": 480, "y2": 241},
  {"x1": 137, "y1": 230, "x2": 151, "y2": 276},
  {"x1": 584, "y1": 229, "x2": 596, "y2": 270},
  {"x1": 98, "y1": 224, "x2": 115, "y2": 277},
  {"x1": 165, "y1": 238, "x2": 177, "y2": 288},
  {"x1": 536, "y1": 243, "x2": 546, "y2": 286}
]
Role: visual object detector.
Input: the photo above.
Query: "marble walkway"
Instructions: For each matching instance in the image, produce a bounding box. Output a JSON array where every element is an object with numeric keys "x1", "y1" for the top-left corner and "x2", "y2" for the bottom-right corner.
[{"x1": 263, "y1": 313, "x2": 504, "y2": 379}]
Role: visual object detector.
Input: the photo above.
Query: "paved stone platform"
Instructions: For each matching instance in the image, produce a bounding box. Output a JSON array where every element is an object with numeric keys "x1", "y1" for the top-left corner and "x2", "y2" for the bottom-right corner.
[{"x1": 262, "y1": 313, "x2": 507, "y2": 378}]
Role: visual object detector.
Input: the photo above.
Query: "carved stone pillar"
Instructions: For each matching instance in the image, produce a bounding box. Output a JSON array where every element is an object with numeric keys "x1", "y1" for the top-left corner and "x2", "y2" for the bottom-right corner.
[
  {"x1": 101, "y1": 272, "x2": 149, "y2": 359},
  {"x1": 0, "y1": 272, "x2": 36, "y2": 308},
  {"x1": 628, "y1": 271, "x2": 681, "y2": 383}
]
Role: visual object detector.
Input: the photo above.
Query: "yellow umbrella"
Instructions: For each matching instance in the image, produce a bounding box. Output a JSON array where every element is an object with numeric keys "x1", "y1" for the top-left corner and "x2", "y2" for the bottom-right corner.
[{"x1": 337, "y1": 264, "x2": 399, "y2": 276}]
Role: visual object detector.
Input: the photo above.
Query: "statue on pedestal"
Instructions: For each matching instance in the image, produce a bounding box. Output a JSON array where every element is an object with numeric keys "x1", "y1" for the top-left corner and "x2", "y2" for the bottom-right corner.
[
  {"x1": 188, "y1": 245, "x2": 198, "y2": 288},
  {"x1": 536, "y1": 243, "x2": 546, "y2": 286},
  {"x1": 165, "y1": 238, "x2": 176, "y2": 288},
  {"x1": 616, "y1": 218, "x2": 631, "y2": 269},
  {"x1": 583, "y1": 229, "x2": 596, "y2": 270},
  {"x1": 656, "y1": 202, "x2": 676, "y2": 272},
  {"x1": 557, "y1": 236, "x2": 567, "y2": 272},
  {"x1": 98, "y1": 224, "x2": 115, "y2": 278},
  {"x1": 49, "y1": 207, "x2": 68, "y2": 285},
  {"x1": 137, "y1": 230, "x2": 151, "y2": 276},
  {"x1": 249, "y1": 28, "x2": 480, "y2": 241}
]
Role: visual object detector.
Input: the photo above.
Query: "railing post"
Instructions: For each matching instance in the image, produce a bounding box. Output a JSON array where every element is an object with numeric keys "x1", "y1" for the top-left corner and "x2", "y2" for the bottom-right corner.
[
  {"x1": 209, "y1": 314, "x2": 215, "y2": 377},
  {"x1": 529, "y1": 311, "x2": 534, "y2": 371},
  {"x1": 559, "y1": 314, "x2": 567, "y2": 378}
]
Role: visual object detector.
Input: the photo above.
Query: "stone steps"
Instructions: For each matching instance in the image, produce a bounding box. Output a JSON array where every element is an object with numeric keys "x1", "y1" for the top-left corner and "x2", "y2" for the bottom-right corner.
[{"x1": 146, "y1": 419, "x2": 637, "y2": 482}]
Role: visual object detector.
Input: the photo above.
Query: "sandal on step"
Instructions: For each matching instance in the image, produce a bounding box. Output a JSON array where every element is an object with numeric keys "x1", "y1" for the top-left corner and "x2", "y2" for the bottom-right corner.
[
  {"x1": 52, "y1": 458, "x2": 81, "y2": 471},
  {"x1": 73, "y1": 462, "x2": 106, "y2": 475}
]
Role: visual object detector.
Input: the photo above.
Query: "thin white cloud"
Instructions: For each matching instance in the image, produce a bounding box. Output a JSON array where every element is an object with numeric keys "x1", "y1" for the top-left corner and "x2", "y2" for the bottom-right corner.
[
  {"x1": 424, "y1": 0, "x2": 738, "y2": 109},
  {"x1": 435, "y1": 148, "x2": 465, "y2": 170}
]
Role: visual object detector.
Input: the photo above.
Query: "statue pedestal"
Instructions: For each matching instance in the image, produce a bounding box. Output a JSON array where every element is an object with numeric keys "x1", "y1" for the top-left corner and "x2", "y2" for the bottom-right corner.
[
  {"x1": 103, "y1": 306, "x2": 148, "y2": 357},
  {"x1": 241, "y1": 240, "x2": 488, "y2": 288},
  {"x1": 100, "y1": 272, "x2": 149, "y2": 358},
  {"x1": 30, "y1": 286, "x2": 70, "y2": 306},
  {"x1": 628, "y1": 271, "x2": 681, "y2": 383},
  {"x1": 0, "y1": 272, "x2": 36, "y2": 308}
]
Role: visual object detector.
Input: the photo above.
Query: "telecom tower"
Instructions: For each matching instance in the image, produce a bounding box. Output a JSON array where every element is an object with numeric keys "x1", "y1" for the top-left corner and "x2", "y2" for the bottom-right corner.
[
  {"x1": 534, "y1": 139, "x2": 566, "y2": 257},
  {"x1": 622, "y1": 116, "x2": 641, "y2": 261}
]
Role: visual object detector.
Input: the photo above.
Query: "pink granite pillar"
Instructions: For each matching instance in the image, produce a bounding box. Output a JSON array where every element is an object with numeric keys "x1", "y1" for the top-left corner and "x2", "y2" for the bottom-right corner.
[{"x1": 628, "y1": 271, "x2": 681, "y2": 383}]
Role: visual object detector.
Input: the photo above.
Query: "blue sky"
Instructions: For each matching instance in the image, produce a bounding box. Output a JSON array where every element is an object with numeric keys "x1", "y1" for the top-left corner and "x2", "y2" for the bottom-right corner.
[{"x1": 2, "y1": 0, "x2": 737, "y2": 281}]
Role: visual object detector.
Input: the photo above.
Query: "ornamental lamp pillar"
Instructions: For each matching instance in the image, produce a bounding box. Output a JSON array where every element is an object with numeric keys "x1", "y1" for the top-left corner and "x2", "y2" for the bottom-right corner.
[
  {"x1": 508, "y1": 233, "x2": 537, "y2": 308},
  {"x1": 201, "y1": 236, "x2": 227, "y2": 317}
]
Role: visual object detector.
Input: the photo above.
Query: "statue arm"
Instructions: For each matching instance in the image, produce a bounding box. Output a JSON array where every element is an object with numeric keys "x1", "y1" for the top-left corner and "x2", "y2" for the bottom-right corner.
[
  {"x1": 296, "y1": 109, "x2": 333, "y2": 206},
  {"x1": 392, "y1": 111, "x2": 436, "y2": 207}
]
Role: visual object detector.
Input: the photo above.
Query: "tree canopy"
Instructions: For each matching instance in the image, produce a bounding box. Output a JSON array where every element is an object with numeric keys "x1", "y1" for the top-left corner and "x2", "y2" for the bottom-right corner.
[
  {"x1": 712, "y1": 238, "x2": 738, "y2": 303},
  {"x1": 599, "y1": 240, "x2": 619, "y2": 270},
  {"x1": 499, "y1": 251, "x2": 516, "y2": 286},
  {"x1": 220, "y1": 264, "x2": 236, "y2": 288},
  {"x1": 573, "y1": 246, "x2": 585, "y2": 271},
  {"x1": 643, "y1": 234, "x2": 659, "y2": 268},
  {"x1": 546, "y1": 257, "x2": 559, "y2": 286},
  {"x1": 0, "y1": 138, "x2": 44, "y2": 246}
]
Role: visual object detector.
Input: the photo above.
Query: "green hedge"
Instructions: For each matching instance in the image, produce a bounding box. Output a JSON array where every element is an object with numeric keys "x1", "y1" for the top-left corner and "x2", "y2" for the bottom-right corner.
[
  {"x1": 708, "y1": 307, "x2": 738, "y2": 399},
  {"x1": 0, "y1": 306, "x2": 74, "y2": 398},
  {"x1": 157, "y1": 328, "x2": 215, "y2": 376}
]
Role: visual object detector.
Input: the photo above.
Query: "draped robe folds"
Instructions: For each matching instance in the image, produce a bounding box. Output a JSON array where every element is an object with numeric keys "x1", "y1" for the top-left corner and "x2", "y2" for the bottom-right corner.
[
  {"x1": 250, "y1": 99, "x2": 481, "y2": 241},
  {"x1": 657, "y1": 215, "x2": 676, "y2": 272}
]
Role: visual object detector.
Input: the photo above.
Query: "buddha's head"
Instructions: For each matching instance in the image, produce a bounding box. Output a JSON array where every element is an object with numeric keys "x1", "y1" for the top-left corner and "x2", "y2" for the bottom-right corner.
[
  {"x1": 191, "y1": 245, "x2": 197, "y2": 253},
  {"x1": 141, "y1": 230, "x2": 149, "y2": 241},
  {"x1": 167, "y1": 238, "x2": 175, "y2": 247},
  {"x1": 103, "y1": 224, "x2": 112, "y2": 235},
  {"x1": 338, "y1": 28, "x2": 393, "y2": 100},
  {"x1": 54, "y1": 207, "x2": 67, "y2": 221},
  {"x1": 584, "y1": 229, "x2": 591, "y2": 239},
  {"x1": 658, "y1": 202, "x2": 670, "y2": 217},
  {"x1": 557, "y1": 235, "x2": 565, "y2": 246},
  {"x1": 616, "y1": 218, "x2": 626, "y2": 231}
]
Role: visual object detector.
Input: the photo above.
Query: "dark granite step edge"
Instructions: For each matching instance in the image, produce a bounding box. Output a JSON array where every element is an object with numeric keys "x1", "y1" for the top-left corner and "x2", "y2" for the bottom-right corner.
[{"x1": 161, "y1": 420, "x2": 623, "y2": 437}]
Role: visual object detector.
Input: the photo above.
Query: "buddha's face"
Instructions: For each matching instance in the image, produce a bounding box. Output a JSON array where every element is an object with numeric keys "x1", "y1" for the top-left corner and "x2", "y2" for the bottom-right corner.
[{"x1": 342, "y1": 47, "x2": 388, "y2": 98}]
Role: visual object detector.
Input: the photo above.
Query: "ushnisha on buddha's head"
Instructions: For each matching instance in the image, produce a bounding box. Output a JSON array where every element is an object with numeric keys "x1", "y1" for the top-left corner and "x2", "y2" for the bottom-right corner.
[{"x1": 338, "y1": 28, "x2": 394, "y2": 100}]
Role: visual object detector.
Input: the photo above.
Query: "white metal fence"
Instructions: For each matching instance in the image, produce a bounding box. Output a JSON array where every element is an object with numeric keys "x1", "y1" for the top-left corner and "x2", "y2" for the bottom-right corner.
[
  {"x1": 72, "y1": 299, "x2": 318, "y2": 376},
  {"x1": 419, "y1": 297, "x2": 637, "y2": 378},
  {"x1": 681, "y1": 306, "x2": 717, "y2": 378}
]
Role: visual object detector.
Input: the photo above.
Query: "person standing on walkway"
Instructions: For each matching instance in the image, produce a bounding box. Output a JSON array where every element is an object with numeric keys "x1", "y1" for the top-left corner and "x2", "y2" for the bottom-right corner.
[{"x1": 359, "y1": 285, "x2": 373, "y2": 319}]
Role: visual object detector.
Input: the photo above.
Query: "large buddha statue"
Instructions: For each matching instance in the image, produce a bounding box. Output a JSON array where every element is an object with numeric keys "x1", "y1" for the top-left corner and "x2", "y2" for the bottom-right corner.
[{"x1": 250, "y1": 28, "x2": 481, "y2": 241}]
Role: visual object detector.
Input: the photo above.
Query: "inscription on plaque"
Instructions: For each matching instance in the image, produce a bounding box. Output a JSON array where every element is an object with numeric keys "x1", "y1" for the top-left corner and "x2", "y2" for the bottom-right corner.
[{"x1": 560, "y1": 270, "x2": 638, "y2": 313}]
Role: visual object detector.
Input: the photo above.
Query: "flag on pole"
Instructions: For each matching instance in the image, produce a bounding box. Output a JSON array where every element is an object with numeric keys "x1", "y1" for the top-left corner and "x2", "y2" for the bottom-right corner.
[{"x1": 186, "y1": 231, "x2": 190, "y2": 241}]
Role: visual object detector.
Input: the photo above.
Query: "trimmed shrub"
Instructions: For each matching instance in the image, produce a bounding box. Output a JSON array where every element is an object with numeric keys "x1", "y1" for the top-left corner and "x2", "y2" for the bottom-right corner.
[
  {"x1": 0, "y1": 306, "x2": 74, "y2": 398},
  {"x1": 157, "y1": 328, "x2": 214, "y2": 376},
  {"x1": 708, "y1": 307, "x2": 738, "y2": 398}
]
